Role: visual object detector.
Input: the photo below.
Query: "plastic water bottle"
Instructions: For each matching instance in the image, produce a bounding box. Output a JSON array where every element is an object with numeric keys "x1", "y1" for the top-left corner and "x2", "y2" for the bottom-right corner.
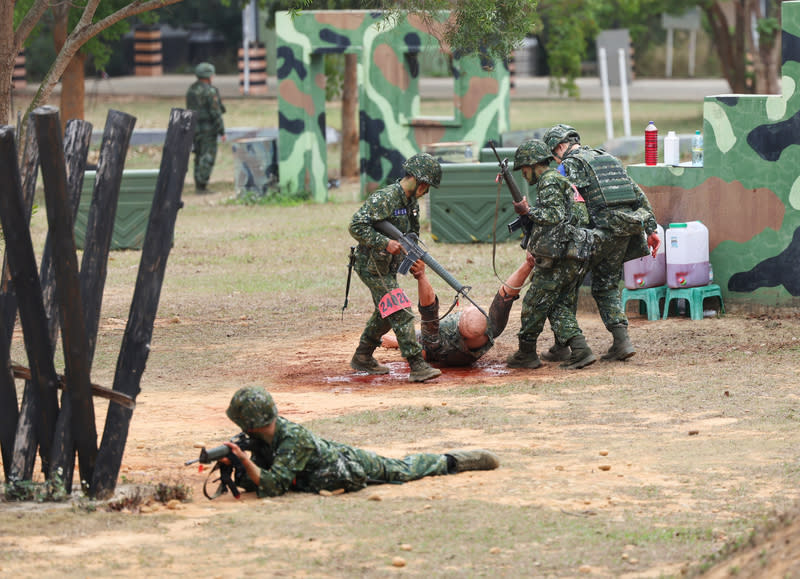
[
  {"x1": 692, "y1": 130, "x2": 704, "y2": 166},
  {"x1": 645, "y1": 121, "x2": 658, "y2": 166},
  {"x1": 663, "y1": 131, "x2": 680, "y2": 165}
]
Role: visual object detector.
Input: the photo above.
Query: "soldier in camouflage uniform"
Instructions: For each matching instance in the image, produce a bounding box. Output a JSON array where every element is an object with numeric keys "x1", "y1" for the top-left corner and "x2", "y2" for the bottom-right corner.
[
  {"x1": 348, "y1": 152, "x2": 443, "y2": 382},
  {"x1": 543, "y1": 124, "x2": 661, "y2": 361},
  {"x1": 506, "y1": 139, "x2": 597, "y2": 371},
  {"x1": 380, "y1": 255, "x2": 535, "y2": 366},
  {"x1": 222, "y1": 386, "x2": 500, "y2": 497},
  {"x1": 186, "y1": 62, "x2": 226, "y2": 192}
]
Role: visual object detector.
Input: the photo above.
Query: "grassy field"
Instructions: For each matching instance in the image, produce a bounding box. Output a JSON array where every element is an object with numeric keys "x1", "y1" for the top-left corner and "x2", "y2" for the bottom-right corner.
[{"x1": 6, "y1": 93, "x2": 799, "y2": 578}]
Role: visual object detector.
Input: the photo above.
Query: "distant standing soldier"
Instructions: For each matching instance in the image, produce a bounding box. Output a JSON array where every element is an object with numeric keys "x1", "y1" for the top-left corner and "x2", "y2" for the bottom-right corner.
[
  {"x1": 348, "y1": 152, "x2": 443, "y2": 382},
  {"x1": 505, "y1": 139, "x2": 597, "y2": 370},
  {"x1": 543, "y1": 124, "x2": 661, "y2": 361},
  {"x1": 186, "y1": 62, "x2": 226, "y2": 192}
]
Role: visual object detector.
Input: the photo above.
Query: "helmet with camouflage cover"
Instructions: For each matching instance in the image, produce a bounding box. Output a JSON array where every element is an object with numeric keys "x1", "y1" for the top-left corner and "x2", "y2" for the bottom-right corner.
[
  {"x1": 226, "y1": 386, "x2": 278, "y2": 431},
  {"x1": 513, "y1": 139, "x2": 553, "y2": 170},
  {"x1": 543, "y1": 124, "x2": 581, "y2": 152},
  {"x1": 402, "y1": 152, "x2": 442, "y2": 188},
  {"x1": 195, "y1": 62, "x2": 216, "y2": 79}
]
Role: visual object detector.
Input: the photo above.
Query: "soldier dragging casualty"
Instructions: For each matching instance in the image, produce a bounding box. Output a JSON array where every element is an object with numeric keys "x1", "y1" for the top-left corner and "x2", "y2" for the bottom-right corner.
[{"x1": 348, "y1": 152, "x2": 444, "y2": 382}]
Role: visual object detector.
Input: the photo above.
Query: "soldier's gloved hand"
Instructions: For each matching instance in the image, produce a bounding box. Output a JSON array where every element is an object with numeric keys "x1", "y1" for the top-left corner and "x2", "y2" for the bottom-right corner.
[
  {"x1": 647, "y1": 231, "x2": 662, "y2": 258},
  {"x1": 513, "y1": 197, "x2": 530, "y2": 216}
]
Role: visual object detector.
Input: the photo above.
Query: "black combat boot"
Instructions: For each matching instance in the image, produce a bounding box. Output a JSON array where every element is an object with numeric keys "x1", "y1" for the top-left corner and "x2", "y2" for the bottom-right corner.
[
  {"x1": 600, "y1": 324, "x2": 636, "y2": 361},
  {"x1": 541, "y1": 343, "x2": 571, "y2": 362},
  {"x1": 506, "y1": 339, "x2": 542, "y2": 369},
  {"x1": 445, "y1": 449, "x2": 501, "y2": 473},
  {"x1": 560, "y1": 335, "x2": 597, "y2": 370},
  {"x1": 350, "y1": 342, "x2": 390, "y2": 374},
  {"x1": 408, "y1": 355, "x2": 441, "y2": 382}
]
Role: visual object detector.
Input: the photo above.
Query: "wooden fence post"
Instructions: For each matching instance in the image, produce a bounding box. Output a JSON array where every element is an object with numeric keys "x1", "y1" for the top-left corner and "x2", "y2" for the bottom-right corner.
[
  {"x1": 1, "y1": 117, "x2": 42, "y2": 481},
  {"x1": 33, "y1": 107, "x2": 98, "y2": 487},
  {"x1": 0, "y1": 316, "x2": 17, "y2": 480},
  {"x1": 0, "y1": 125, "x2": 60, "y2": 480},
  {"x1": 51, "y1": 110, "x2": 135, "y2": 490},
  {"x1": 43, "y1": 118, "x2": 94, "y2": 490},
  {"x1": 92, "y1": 108, "x2": 195, "y2": 498}
]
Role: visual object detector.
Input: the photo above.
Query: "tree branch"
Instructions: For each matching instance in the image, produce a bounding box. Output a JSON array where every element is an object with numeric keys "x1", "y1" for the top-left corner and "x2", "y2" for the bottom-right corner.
[{"x1": 13, "y1": 0, "x2": 51, "y2": 53}]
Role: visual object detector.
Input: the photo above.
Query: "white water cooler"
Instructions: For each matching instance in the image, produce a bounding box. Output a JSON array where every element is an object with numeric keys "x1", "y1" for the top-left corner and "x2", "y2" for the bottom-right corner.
[{"x1": 665, "y1": 221, "x2": 710, "y2": 289}]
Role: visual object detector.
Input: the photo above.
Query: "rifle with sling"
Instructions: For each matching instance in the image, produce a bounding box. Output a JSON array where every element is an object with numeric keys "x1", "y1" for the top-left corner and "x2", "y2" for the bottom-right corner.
[
  {"x1": 373, "y1": 220, "x2": 488, "y2": 318},
  {"x1": 489, "y1": 141, "x2": 533, "y2": 249}
]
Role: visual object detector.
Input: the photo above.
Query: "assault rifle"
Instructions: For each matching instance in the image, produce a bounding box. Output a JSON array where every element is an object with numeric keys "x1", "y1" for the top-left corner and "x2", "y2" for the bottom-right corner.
[
  {"x1": 373, "y1": 220, "x2": 488, "y2": 318},
  {"x1": 489, "y1": 141, "x2": 533, "y2": 249},
  {"x1": 186, "y1": 433, "x2": 255, "y2": 499}
]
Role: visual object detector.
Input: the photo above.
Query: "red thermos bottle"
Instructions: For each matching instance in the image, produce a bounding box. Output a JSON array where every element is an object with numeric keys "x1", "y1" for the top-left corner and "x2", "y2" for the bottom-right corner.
[{"x1": 645, "y1": 121, "x2": 658, "y2": 166}]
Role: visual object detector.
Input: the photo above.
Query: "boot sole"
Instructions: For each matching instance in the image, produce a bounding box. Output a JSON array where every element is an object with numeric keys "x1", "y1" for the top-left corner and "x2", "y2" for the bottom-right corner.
[
  {"x1": 350, "y1": 362, "x2": 390, "y2": 375},
  {"x1": 560, "y1": 354, "x2": 598, "y2": 370},
  {"x1": 600, "y1": 350, "x2": 636, "y2": 362},
  {"x1": 409, "y1": 370, "x2": 441, "y2": 382},
  {"x1": 541, "y1": 353, "x2": 570, "y2": 362},
  {"x1": 506, "y1": 360, "x2": 543, "y2": 369}
]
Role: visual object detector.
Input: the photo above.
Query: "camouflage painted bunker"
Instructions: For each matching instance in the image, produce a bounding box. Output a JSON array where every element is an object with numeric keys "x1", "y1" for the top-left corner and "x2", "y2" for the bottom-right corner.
[
  {"x1": 629, "y1": 0, "x2": 800, "y2": 310},
  {"x1": 275, "y1": 10, "x2": 510, "y2": 201}
]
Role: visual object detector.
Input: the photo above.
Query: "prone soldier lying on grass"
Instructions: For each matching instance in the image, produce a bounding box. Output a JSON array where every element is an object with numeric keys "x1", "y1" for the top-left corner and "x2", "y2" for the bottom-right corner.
[{"x1": 217, "y1": 386, "x2": 500, "y2": 498}]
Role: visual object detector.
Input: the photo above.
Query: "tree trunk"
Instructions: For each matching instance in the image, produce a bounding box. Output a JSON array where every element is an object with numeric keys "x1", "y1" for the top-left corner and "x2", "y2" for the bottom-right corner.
[
  {"x1": 52, "y1": 5, "x2": 86, "y2": 128},
  {"x1": 60, "y1": 53, "x2": 87, "y2": 127},
  {"x1": 341, "y1": 54, "x2": 359, "y2": 179},
  {"x1": 0, "y1": 3, "x2": 14, "y2": 126}
]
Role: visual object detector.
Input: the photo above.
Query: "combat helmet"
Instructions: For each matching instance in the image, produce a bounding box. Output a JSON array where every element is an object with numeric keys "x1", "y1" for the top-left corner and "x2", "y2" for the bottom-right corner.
[
  {"x1": 195, "y1": 62, "x2": 216, "y2": 79},
  {"x1": 543, "y1": 123, "x2": 581, "y2": 152},
  {"x1": 226, "y1": 386, "x2": 278, "y2": 431},
  {"x1": 513, "y1": 139, "x2": 553, "y2": 170},
  {"x1": 402, "y1": 152, "x2": 442, "y2": 188}
]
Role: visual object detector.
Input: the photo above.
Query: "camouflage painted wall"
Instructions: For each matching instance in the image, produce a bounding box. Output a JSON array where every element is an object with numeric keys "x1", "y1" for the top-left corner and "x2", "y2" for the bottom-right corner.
[
  {"x1": 275, "y1": 10, "x2": 510, "y2": 202},
  {"x1": 628, "y1": 0, "x2": 800, "y2": 309}
]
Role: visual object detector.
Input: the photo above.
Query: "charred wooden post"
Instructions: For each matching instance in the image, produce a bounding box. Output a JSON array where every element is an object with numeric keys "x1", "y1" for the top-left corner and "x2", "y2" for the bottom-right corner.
[
  {"x1": 92, "y1": 108, "x2": 194, "y2": 499},
  {"x1": 40, "y1": 119, "x2": 94, "y2": 347},
  {"x1": 52, "y1": 110, "x2": 135, "y2": 490},
  {"x1": 0, "y1": 125, "x2": 59, "y2": 479},
  {"x1": 0, "y1": 311, "x2": 17, "y2": 480},
  {"x1": 0, "y1": 117, "x2": 41, "y2": 481},
  {"x1": 12, "y1": 119, "x2": 92, "y2": 484},
  {"x1": 81, "y1": 109, "x2": 137, "y2": 359},
  {"x1": 1, "y1": 115, "x2": 39, "y2": 339},
  {"x1": 33, "y1": 106, "x2": 98, "y2": 489}
]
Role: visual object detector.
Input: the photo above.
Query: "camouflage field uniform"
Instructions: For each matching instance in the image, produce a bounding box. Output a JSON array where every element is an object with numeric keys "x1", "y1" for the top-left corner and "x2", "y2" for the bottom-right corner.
[
  {"x1": 418, "y1": 293, "x2": 517, "y2": 366},
  {"x1": 561, "y1": 146, "x2": 657, "y2": 329},
  {"x1": 349, "y1": 181, "x2": 422, "y2": 360},
  {"x1": 518, "y1": 168, "x2": 591, "y2": 347},
  {"x1": 186, "y1": 79, "x2": 225, "y2": 188},
  {"x1": 237, "y1": 416, "x2": 448, "y2": 497}
]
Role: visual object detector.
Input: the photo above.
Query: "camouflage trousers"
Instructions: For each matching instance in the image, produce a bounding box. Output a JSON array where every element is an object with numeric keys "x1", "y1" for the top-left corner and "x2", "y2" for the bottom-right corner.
[
  {"x1": 589, "y1": 232, "x2": 636, "y2": 329},
  {"x1": 354, "y1": 254, "x2": 422, "y2": 360},
  {"x1": 322, "y1": 444, "x2": 448, "y2": 489},
  {"x1": 240, "y1": 444, "x2": 448, "y2": 494},
  {"x1": 519, "y1": 258, "x2": 588, "y2": 346},
  {"x1": 193, "y1": 131, "x2": 218, "y2": 187}
]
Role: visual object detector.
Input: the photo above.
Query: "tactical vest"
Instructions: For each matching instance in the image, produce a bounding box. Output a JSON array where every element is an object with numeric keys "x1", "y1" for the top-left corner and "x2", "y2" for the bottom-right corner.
[{"x1": 571, "y1": 148, "x2": 639, "y2": 214}]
